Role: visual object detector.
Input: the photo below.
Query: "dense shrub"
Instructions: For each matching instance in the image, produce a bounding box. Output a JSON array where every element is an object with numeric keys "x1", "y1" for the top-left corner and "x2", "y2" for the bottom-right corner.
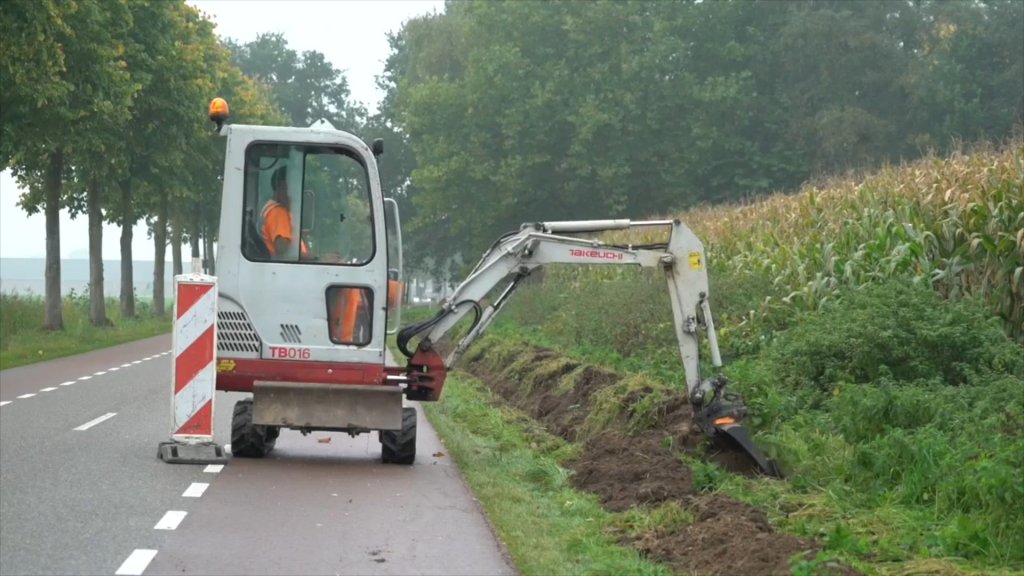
[{"x1": 766, "y1": 282, "x2": 1023, "y2": 392}]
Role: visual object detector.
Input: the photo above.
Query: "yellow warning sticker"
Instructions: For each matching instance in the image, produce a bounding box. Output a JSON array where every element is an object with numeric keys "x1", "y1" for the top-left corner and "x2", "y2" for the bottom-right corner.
[
  {"x1": 688, "y1": 251, "x2": 703, "y2": 270},
  {"x1": 216, "y1": 359, "x2": 236, "y2": 373}
]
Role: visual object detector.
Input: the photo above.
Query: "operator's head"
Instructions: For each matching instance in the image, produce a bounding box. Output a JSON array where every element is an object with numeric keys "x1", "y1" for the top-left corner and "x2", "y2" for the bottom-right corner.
[{"x1": 271, "y1": 165, "x2": 289, "y2": 205}]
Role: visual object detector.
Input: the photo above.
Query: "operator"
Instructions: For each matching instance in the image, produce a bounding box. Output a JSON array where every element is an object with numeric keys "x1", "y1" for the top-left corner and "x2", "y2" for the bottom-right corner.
[{"x1": 261, "y1": 165, "x2": 310, "y2": 259}]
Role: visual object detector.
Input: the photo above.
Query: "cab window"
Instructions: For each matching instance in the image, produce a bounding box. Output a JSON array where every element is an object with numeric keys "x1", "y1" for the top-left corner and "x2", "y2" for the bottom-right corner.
[{"x1": 242, "y1": 143, "x2": 374, "y2": 265}]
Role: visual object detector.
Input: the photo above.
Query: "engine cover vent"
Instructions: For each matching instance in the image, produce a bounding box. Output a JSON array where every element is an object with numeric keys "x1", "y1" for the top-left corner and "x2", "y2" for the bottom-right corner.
[
  {"x1": 280, "y1": 324, "x2": 302, "y2": 344},
  {"x1": 218, "y1": 310, "x2": 261, "y2": 353}
]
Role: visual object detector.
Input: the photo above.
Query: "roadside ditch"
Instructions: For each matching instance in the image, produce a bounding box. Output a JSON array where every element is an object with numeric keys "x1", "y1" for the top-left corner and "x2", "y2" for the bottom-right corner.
[{"x1": 457, "y1": 338, "x2": 856, "y2": 576}]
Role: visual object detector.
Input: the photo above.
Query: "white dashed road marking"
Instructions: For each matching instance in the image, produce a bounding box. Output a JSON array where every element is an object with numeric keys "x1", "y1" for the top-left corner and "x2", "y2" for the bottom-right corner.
[
  {"x1": 182, "y1": 483, "x2": 209, "y2": 498},
  {"x1": 115, "y1": 549, "x2": 157, "y2": 576},
  {"x1": 0, "y1": 401, "x2": 11, "y2": 407},
  {"x1": 154, "y1": 511, "x2": 187, "y2": 530},
  {"x1": 93, "y1": 371, "x2": 107, "y2": 376},
  {"x1": 77, "y1": 375, "x2": 91, "y2": 381},
  {"x1": 131, "y1": 360, "x2": 142, "y2": 365},
  {"x1": 16, "y1": 393, "x2": 35, "y2": 399},
  {"x1": 73, "y1": 412, "x2": 117, "y2": 431},
  {"x1": 59, "y1": 381, "x2": 75, "y2": 386},
  {"x1": 39, "y1": 387, "x2": 57, "y2": 392},
  {"x1": 203, "y1": 464, "x2": 224, "y2": 473}
]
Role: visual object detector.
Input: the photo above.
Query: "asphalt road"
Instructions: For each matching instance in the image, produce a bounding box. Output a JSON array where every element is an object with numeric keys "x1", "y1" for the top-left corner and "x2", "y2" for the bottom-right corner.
[{"x1": 0, "y1": 335, "x2": 515, "y2": 576}]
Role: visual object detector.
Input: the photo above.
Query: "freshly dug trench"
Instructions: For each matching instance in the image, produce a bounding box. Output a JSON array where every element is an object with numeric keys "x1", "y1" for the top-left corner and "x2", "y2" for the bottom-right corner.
[{"x1": 462, "y1": 342, "x2": 855, "y2": 576}]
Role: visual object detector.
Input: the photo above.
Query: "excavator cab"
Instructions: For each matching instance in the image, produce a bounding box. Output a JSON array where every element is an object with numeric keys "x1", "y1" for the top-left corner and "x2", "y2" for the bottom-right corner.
[{"x1": 211, "y1": 106, "x2": 415, "y2": 463}]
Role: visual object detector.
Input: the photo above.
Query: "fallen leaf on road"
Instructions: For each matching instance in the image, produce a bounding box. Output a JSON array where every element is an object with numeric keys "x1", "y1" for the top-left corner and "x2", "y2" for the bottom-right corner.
[
  {"x1": 318, "y1": 437, "x2": 332, "y2": 444},
  {"x1": 432, "y1": 451, "x2": 445, "y2": 458}
]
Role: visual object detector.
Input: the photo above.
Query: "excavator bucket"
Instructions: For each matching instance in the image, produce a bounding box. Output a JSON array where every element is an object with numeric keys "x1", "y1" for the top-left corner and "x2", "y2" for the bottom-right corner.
[
  {"x1": 710, "y1": 419, "x2": 783, "y2": 478},
  {"x1": 692, "y1": 378, "x2": 783, "y2": 478}
]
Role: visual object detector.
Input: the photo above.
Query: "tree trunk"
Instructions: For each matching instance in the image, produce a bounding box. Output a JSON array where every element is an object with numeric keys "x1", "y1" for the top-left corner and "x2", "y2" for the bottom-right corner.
[
  {"x1": 171, "y1": 222, "x2": 183, "y2": 276},
  {"x1": 43, "y1": 150, "x2": 64, "y2": 331},
  {"x1": 152, "y1": 190, "x2": 168, "y2": 318},
  {"x1": 119, "y1": 177, "x2": 135, "y2": 318},
  {"x1": 88, "y1": 177, "x2": 109, "y2": 326},
  {"x1": 203, "y1": 227, "x2": 215, "y2": 275}
]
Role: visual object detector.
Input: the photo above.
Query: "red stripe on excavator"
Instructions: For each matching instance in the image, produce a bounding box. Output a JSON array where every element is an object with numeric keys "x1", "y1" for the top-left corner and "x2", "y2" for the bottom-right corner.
[{"x1": 215, "y1": 358, "x2": 387, "y2": 392}]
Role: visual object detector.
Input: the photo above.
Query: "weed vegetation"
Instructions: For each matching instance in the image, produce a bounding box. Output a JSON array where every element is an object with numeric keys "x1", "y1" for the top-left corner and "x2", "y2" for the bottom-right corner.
[
  {"x1": 441, "y1": 144, "x2": 1023, "y2": 574},
  {"x1": 0, "y1": 291, "x2": 172, "y2": 370}
]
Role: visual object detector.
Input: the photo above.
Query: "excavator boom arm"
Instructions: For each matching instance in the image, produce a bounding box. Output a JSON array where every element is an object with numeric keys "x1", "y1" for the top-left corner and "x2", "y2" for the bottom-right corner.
[
  {"x1": 419, "y1": 220, "x2": 716, "y2": 398},
  {"x1": 396, "y1": 218, "x2": 781, "y2": 477}
]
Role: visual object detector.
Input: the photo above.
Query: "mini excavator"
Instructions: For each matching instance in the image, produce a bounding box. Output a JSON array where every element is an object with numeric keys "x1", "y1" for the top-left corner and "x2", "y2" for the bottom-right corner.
[{"x1": 206, "y1": 98, "x2": 781, "y2": 476}]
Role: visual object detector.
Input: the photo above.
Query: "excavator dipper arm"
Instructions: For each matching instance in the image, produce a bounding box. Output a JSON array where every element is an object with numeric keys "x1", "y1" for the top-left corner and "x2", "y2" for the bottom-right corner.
[{"x1": 396, "y1": 219, "x2": 781, "y2": 476}]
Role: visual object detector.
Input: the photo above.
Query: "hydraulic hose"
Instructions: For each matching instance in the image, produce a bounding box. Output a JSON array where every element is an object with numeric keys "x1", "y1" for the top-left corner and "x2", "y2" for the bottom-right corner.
[{"x1": 397, "y1": 300, "x2": 482, "y2": 358}]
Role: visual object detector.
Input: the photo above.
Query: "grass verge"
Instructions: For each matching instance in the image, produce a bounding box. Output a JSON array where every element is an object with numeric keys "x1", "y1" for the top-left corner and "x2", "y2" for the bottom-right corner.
[
  {"x1": 420, "y1": 373, "x2": 673, "y2": 576},
  {"x1": 0, "y1": 293, "x2": 172, "y2": 370}
]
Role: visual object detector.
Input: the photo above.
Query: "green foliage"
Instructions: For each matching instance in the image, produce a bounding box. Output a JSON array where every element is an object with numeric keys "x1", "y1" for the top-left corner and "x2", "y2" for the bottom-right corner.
[
  {"x1": 611, "y1": 502, "x2": 694, "y2": 540},
  {"x1": 381, "y1": 0, "x2": 1024, "y2": 264},
  {"x1": 724, "y1": 281, "x2": 1024, "y2": 566},
  {"x1": 494, "y1": 189, "x2": 1023, "y2": 572},
  {"x1": 583, "y1": 374, "x2": 669, "y2": 437},
  {"x1": 766, "y1": 282, "x2": 1023, "y2": 392},
  {"x1": 421, "y1": 373, "x2": 672, "y2": 576},
  {"x1": 0, "y1": 0, "x2": 286, "y2": 328},
  {"x1": 683, "y1": 143, "x2": 1024, "y2": 344},
  {"x1": 225, "y1": 32, "x2": 364, "y2": 131},
  {"x1": 789, "y1": 550, "x2": 845, "y2": 576},
  {"x1": 0, "y1": 292, "x2": 171, "y2": 370}
]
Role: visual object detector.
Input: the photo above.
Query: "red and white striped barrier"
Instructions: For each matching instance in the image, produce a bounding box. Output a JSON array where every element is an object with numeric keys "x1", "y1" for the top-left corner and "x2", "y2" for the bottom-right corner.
[{"x1": 158, "y1": 273, "x2": 227, "y2": 464}]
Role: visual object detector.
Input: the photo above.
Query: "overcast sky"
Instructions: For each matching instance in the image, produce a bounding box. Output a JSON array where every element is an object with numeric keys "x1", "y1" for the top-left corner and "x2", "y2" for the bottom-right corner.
[{"x1": 0, "y1": 0, "x2": 444, "y2": 260}]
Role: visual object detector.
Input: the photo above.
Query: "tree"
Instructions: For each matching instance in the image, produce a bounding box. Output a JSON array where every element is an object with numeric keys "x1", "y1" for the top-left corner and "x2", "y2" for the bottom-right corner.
[
  {"x1": 226, "y1": 33, "x2": 365, "y2": 131},
  {"x1": 1, "y1": 0, "x2": 135, "y2": 329},
  {"x1": 381, "y1": 0, "x2": 1023, "y2": 266}
]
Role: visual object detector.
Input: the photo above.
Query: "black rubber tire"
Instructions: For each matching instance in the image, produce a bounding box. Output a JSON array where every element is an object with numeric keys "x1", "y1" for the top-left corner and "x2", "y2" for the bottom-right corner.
[
  {"x1": 380, "y1": 407, "x2": 416, "y2": 465},
  {"x1": 231, "y1": 399, "x2": 275, "y2": 458}
]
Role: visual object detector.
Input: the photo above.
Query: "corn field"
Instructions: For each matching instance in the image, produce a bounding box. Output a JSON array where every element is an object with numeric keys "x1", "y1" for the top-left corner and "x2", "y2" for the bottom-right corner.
[{"x1": 601, "y1": 141, "x2": 1024, "y2": 343}]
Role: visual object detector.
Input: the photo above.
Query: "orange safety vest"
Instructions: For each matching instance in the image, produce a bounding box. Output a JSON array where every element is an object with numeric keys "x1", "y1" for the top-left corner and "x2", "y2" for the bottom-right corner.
[
  {"x1": 329, "y1": 282, "x2": 402, "y2": 344},
  {"x1": 261, "y1": 200, "x2": 309, "y2": 257},
  {"x1": 329, "y1": 287, "x2": 365, "y2": 343}
]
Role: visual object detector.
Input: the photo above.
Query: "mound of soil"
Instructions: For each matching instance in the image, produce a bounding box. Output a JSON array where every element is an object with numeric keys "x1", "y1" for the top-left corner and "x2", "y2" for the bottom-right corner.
[
  {"x1": 632, "y1": 496, "x2": 823, "y2": 576},
  {"x1": 462, "y1": 343, "x2": 855, "y2": 576}
]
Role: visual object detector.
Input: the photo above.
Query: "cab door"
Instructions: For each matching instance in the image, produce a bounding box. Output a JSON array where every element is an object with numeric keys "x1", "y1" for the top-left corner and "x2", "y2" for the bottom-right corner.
[{"x1": 217, "y1": 126, "x2": 389, "y2": 367}]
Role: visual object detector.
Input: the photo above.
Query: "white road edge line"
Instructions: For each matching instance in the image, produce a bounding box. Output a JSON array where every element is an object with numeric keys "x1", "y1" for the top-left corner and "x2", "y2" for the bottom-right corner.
[
  {"x1": 40, "y1": 387, "x2": 57, "y2": 392},
  {"x1": 59, "y1": 381, "x2": 75, "y2": 386},
  {"x1": 120, "y1": 363, "x2": 132, "y2": 368},
  {"x1": 182, "y1": 482, "x2": 209, "y2": 498},
  {"x1": 77, "y1": 375, "x2": 92, "y2": 381},
  {"x1": 93, "y1": 371, "x2": 107, "y2": 376},
  {"x1": 203, "y1": 464, "x2": 224, "y2": 473},
  {"x1": 131, "y1": 360, "x2": 142, "y2": 365},
  {"x1": 73, "y1": 412, "x2": 117, "y2": 431},
  {"x1": 154, "y1": 510, "x2": 187, "y2": 530},
  {"x1": 115, "y1": 549, "x2": 158, "y2": 576},
  {"x1": 0, "y1": 401, "x2": 11, "y2": 407},
  {"x1": 16, "y1": 393, "x2": 35, "y2": 399}
]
